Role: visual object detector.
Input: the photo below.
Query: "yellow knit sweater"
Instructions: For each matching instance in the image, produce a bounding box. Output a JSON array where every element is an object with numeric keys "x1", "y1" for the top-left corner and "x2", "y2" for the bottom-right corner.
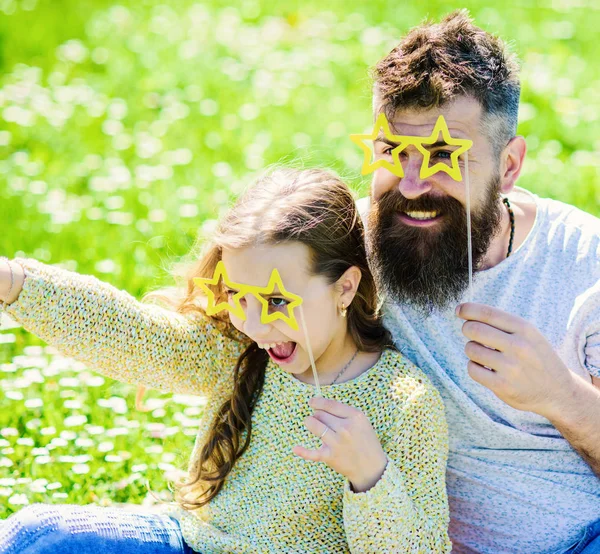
[{"x1": 5, "y1": 258, "x2": 451, "y2": 553}]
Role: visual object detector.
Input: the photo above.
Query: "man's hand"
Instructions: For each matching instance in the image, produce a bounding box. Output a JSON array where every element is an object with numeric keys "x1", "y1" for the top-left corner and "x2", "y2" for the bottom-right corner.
[
  {"x1": 293, "y1": 396, "x2": 388, "y2": 493},
  {"x1": 456, "y1": 301, "x2": 600, "y2": 477},
  {"x1": 455, "y1": 302, "x2": 578, "y2": 419}
]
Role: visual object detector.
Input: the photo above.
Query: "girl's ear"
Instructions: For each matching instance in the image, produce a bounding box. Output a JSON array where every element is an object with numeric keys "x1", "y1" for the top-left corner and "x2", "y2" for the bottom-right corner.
[{"x1": 337, "y1": 266, "x2": 362, "y2": 307}]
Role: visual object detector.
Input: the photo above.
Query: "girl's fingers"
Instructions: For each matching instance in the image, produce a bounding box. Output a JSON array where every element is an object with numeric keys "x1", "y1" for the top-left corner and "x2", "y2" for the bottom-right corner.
[
  {"x1": 309, "y1": 395, "x2": 357, "y2": 418},
  {"x1": 304, "y1": 415, "x2": 335, "y2": 443},
  {"x1": 292, "y1": 445, "x2": 325, "y2": 462},
  {"x1": 311, "y1": 410, "x2": 343, "y2": 431}
]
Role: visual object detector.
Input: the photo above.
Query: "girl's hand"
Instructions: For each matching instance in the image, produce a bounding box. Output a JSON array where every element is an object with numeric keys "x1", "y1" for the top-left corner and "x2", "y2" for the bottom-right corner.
[
  {"x1": 293, "y1": 396, "x2": 388, "y2": 492},
  {"x1": 0, "y1": 259, "x2": 25, "y2": 304}
]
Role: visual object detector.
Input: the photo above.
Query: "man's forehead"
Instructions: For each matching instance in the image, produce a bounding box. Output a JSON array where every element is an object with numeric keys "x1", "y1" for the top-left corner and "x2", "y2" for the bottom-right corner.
[
  {"x1": 385, "y1": 97, "x2": 482, "y2": 138},
  {"x1": 388, "y1": 114, "x2": 472, "y2": 139}
]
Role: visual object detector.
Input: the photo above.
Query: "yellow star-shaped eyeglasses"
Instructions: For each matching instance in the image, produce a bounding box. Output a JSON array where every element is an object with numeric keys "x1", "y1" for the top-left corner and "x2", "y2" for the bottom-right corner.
[
  {"x1": 192, "y1": 261, "x2": 304, "y2": 331},
  {"x1": 350, "y1": 113, "x2": 473, "y2": 182}
]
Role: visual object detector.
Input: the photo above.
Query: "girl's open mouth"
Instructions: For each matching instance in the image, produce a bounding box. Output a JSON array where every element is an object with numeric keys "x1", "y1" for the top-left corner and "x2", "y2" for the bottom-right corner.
[{"x1": 268, "y1": 342, "x2": 297, "y2": 364}]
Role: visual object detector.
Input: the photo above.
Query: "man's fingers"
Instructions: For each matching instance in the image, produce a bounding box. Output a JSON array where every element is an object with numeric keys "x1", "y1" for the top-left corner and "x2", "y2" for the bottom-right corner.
[
  {"x1": 462, "y1": 321, "x2": 514, "y2": 352},
  {"x1": 456, "y1": 302, "x2": 526, "y2": 334},
  {"x1": 467, "y1": 360, "x2": 499, "y2": 389},
  {"x1": 464, "y1": 340, "x2": 505, "y2": 371}
]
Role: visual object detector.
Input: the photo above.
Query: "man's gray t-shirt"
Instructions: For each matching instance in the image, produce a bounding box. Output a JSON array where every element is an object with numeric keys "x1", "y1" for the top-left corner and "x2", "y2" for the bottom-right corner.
[{"x1": 361, "y1": 188, "x2": 600, "y2": 553}]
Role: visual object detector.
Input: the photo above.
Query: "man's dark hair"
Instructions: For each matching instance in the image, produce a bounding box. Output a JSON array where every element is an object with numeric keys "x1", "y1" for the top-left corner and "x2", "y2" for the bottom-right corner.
[{"x1": 372, "y1": 9, "x2": 520, "y2": 158}]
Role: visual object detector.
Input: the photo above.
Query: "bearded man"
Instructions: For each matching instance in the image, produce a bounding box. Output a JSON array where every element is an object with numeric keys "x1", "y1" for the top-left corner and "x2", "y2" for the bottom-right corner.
[{"x1": 359, "y1": 9, "x2": 600, "y2": 554}]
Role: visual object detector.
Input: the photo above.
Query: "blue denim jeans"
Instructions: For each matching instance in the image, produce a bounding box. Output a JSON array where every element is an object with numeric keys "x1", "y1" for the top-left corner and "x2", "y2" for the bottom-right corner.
[
  {"x1": 0, "y1": 503, "x2": 197, "y2": 554},
  {"x1": 565, "y1": 519, "x2": 600, "y2": 554}
]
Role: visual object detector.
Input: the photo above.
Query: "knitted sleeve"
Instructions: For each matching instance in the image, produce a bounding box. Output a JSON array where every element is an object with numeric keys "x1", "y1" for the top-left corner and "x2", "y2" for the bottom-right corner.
[
  {"x1": 342, "y1": 381, "x2": 452, "y2": 553},
  {"x1": 4, "y1": 257, "x2": 247, "y2": 396}
]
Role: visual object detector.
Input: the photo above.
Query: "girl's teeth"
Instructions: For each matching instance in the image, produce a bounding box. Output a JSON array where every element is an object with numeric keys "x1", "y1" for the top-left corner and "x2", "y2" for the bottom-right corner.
[
  {"x1": 258, "y1": 342, "x2": 282, "y2": 350},
  {"x1": 405, "y1": 211, "x2": 439, "y2": 220}
]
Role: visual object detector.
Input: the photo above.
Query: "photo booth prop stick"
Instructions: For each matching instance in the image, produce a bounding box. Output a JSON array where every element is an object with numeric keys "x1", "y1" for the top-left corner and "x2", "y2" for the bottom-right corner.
[
  {"x1": 193, "y1": 261, "x2": 323, "y2": 396},
  {"x1": 350, "y1": 113, "x2": 475, "y2": 301},
  {"x1": 464, "y1": 151, "x2": 473, "y2": 302},
  {"x1": 298, "y1": 303, "x2": 321, "y2": 397}
]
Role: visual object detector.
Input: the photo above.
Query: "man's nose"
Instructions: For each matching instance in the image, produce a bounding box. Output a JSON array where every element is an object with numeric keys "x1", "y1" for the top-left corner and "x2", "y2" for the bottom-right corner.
[{"x1": 396, "y1": 153, "x2": 433, "y2": 200}]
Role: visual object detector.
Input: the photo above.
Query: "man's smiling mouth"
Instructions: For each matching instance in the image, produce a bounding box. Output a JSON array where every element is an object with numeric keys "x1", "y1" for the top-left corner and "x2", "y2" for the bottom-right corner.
[
  {"x1": 403, "y1": 210, "x2": 441, "y2": 220},
  {"x1": 398, "y1": 210, "x2": 444, "y2": 226}
]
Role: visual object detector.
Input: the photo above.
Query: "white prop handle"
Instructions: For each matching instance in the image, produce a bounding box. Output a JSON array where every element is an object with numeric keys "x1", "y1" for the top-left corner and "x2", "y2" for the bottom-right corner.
[
  {"x1": 465, "y1": 152, "x2": 473, "y2": 303},
  {"x1": 298, "y1": 304, "x2": 322, "y2": 396}
]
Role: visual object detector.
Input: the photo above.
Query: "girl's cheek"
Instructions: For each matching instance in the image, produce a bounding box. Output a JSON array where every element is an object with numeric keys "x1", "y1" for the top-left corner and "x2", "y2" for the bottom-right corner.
[{"x1": 229, "y1": 316, "x2": 245, "y2": 335}]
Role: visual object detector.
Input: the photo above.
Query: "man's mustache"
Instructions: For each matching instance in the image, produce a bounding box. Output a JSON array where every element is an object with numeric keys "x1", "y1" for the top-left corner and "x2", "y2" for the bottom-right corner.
[{"x1": 375, "y1": 190, "x2": 465, "y2": 215}]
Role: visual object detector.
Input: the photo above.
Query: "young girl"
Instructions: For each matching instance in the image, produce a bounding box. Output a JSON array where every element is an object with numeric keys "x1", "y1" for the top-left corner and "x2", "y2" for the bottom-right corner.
[{"x1": 0, "y1": 167, "x2": 451, "y2": 553}]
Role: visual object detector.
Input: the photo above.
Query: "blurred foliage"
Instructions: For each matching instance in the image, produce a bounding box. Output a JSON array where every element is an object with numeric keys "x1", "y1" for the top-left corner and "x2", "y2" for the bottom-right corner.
[{"x1": 0, "y1": 0, "x2": 599, "y2": 512}]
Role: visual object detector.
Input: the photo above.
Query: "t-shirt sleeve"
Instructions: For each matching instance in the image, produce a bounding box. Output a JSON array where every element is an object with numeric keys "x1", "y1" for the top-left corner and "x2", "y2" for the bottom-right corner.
[
  {"x1": 4, "y1": 257, "x2": 248, "y2": 396},
  {"x1": 585, "y1": 331, "x2": 600, "y2": 378},
  {"x1": 568, "y1": 279, "x2": 600, "y2": 379}
]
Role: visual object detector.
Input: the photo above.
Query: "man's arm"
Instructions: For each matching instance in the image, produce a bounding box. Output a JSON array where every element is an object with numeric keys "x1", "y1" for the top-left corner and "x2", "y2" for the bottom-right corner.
[
  {"x1": 457, "y1": 302, "x2": 600, "y2": 478},
  {"x1": 543, "y1": 375, "x2": 600, "y2": 476}
]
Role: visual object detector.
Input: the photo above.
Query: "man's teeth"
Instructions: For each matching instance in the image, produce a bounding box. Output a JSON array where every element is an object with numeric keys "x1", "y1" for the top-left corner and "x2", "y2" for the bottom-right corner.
[
  {"x1": 404, "y1": 211, "x2": 439, "y2": 220},
  {"x1": 257, "y1": 342, "x2": 287, "y2": 350}
]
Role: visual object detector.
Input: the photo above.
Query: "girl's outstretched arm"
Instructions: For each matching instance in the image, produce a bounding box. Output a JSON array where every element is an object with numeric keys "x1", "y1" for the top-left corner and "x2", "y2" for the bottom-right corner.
[
  {"x1": 1, "y1": 257, "x2": 248, "y2": 396},
  {"x1": 342, "y1": 373, "x2": 452, "y2": 554}
]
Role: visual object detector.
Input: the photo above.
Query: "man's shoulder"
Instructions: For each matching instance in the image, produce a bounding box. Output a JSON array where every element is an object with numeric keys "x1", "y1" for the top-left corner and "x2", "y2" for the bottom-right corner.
[
  {"x1": 525, "y1": 188, "x2": 600, "y2": 235},
  {"x1": 355, "y1": 196, "x2": 370, "y2": 228},
  {"x1": 516, "y1": 188, "x2": 600, "y2": 259}
]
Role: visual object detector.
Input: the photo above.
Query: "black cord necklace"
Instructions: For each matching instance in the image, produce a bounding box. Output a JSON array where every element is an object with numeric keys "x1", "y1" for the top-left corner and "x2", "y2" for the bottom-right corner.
[{"x1": 503, "y1": 197, "x2": 515, "y2": 258}]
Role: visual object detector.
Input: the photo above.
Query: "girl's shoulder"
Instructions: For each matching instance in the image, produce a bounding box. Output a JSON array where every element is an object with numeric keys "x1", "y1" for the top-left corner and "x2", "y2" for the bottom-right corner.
[
  {"x1": 377, "y1": 347, "x2": 444, "y2": 406},
  {"x1": 354, "y1": 348, "x2": 447, "y2": 444}
]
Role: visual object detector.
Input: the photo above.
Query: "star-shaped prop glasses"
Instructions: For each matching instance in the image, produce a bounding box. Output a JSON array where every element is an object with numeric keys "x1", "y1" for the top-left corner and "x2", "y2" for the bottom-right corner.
[
  {"x1": 351, "y1": 112, "x2": 477, "y2": 303},
  {"x1": 350, "y1": 113, "x2": 473, "y2": 181},
  {"x1": 193, "y1": 261, "x2": 303, "y2": 331},
  {"x1": 193, "y1": 261, "x2": 323, "y2": 395}
]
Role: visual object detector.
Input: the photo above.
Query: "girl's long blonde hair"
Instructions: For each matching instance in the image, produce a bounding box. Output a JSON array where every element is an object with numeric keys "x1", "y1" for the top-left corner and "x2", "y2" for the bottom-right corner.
[{"x1": 141, "y1": 167, "x2": 393, "y2": 511}]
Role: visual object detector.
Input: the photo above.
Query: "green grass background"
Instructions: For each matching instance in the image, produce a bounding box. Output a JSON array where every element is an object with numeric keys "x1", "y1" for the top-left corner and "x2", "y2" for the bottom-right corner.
[{"x1": 0, "y1": 0, "x2": 599, "y2": 516}]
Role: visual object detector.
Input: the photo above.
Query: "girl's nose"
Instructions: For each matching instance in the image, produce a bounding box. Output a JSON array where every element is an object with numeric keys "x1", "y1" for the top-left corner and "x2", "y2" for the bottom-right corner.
[{"x1": 241, "y1": 298, "x2": 271, "y2": 339}]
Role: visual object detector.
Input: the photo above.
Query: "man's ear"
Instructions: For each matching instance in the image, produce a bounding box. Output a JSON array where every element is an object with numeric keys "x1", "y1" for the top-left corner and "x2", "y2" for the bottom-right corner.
[{"x1": 499, "y1": 136, "x2": 527, "y2": 194}]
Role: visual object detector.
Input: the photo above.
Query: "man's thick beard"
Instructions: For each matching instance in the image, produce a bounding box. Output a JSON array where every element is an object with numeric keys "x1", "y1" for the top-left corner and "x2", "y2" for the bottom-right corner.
[{"x1": 366, "y1": 176, "x2": 504, "y2": 315}]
